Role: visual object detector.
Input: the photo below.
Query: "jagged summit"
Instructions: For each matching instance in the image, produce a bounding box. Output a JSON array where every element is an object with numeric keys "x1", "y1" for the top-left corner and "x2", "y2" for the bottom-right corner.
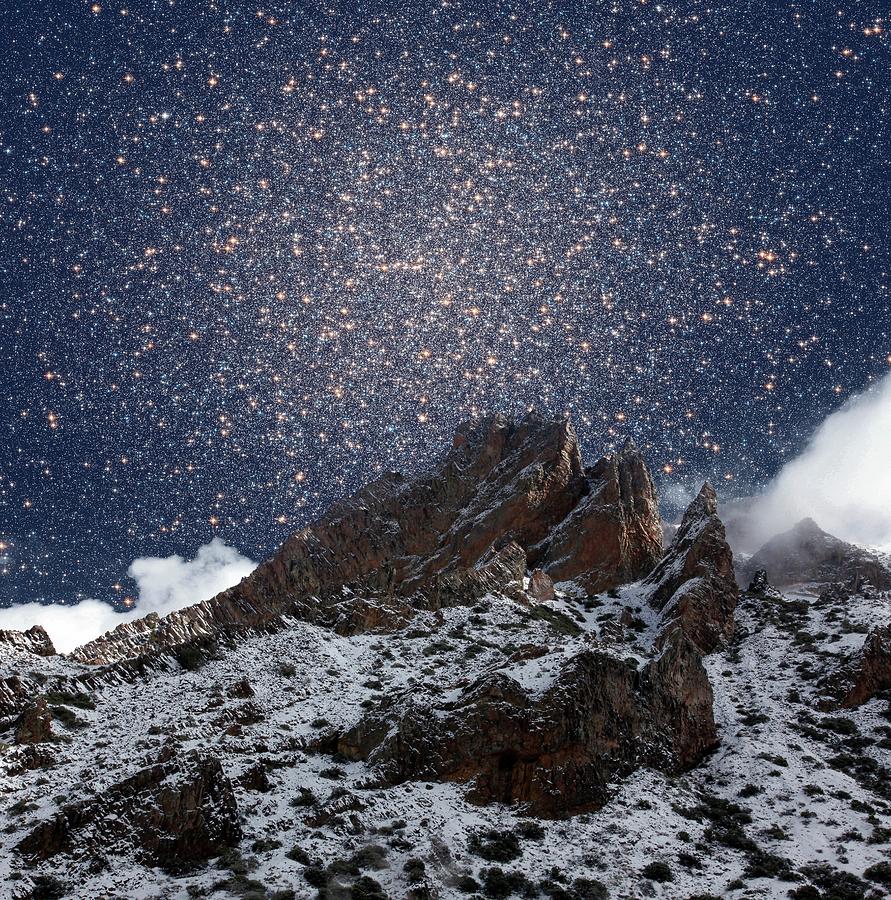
[
  {"x1": 71, "y1": 413, "x2": 659, "y2": 666},
  {"x1": 645, "y1": 481, "x2": 738, "y2": 653},
  {"x1": 743, "y1": 516, "x2": 891, "y2": 589},
  {"x1": 0, "y1": 625, "x2": 55, "y2": 658}
]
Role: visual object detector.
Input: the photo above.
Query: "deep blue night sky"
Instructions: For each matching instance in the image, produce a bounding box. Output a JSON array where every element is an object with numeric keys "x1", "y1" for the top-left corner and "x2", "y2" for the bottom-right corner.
[{"x1": 1, "y1": 0, "x2": 888, "y2": 609}]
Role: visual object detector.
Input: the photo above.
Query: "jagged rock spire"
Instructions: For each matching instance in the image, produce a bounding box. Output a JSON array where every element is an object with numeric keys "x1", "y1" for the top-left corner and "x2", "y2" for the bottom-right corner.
[{"x1": 646, "y1": 481, "x2": 738, "y2": 653}]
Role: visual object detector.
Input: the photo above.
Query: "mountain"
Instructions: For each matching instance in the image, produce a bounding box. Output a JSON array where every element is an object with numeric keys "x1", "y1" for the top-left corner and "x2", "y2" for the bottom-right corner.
[
  {"x1": 742, "y1": 517, "x2": 891, "y2": 590},
  {"x1": 1, "y1": 414, "x2": 890, "y2": 900}
]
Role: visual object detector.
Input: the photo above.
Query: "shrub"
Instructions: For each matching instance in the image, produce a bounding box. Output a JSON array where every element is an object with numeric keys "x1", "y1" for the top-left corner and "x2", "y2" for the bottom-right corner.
[
  {"x1": 517, "y1": 820, "x2": 545, "y2": 840},
  {"x1": 286, "y1": 845, "x2": 311, "y2": 865},
  {"x1": 469, "y1": 829, "x2": 522, "y2": 863},
  {"x1": 454, "y1": 874, "x2": 481, "y2": 893},
  {"x1": 43, "y1": 691, "x2": 95, "y2": 710},
  {"x1": 250, "y1": 837, "x2": 281, "y2": 852},
  {"x1": 351, "y1": 876, "x2": 387, "y2": 899},
  {"x1": 404, "y1": 857, "x2": 426, "y2": 883},
  {"x1": 480, "y1": 867, "x2": 537, "y2": 899},
  {"x1": 176, "y1": 645, "x2": 205, "y2": 671},
  {"x1": 26, "y1": 875, "x2": 67, "y2": 900},
  {"x1": 864, "y1": 861, "x2": 891, "y2": 886},
  {"x1": 641, "y1": 861, "x2": 673, "y2": 883},
  {"x1": 351, "y1": 844, "x2": 389, "y2": 870}
]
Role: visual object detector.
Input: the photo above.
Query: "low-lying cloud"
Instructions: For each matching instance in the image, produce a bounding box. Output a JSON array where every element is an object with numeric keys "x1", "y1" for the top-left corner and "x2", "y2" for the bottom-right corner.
[
  {"x1": 0, "y1": 538, "x2": 256, "y2": 654},
  {"x1": 745, "y1": 372, "x2": 891, "y2": 552}
]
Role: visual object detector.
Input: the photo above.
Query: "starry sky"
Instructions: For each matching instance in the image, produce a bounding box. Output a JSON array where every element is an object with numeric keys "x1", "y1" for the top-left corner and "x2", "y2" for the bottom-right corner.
[{"x1": 0, "y1": 0, "x2": 888, "y2": 610}]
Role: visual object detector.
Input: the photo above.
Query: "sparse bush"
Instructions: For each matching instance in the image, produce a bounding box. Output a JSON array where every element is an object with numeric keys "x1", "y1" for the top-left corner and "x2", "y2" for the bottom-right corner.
[
  {"x1": 517, "y1": 820, "x2": 545, "y2": 840},
  {"x1": 864, "y1": 861, "x2": 891, "y2": 886},
  {"x1": 351, "y1": 844, "x2": 389, "y2": 870},
  {"x1": 469, "y1": 829, "x2": 522, "y2": 863},
  {"x1": 454, "y1": 873, "x2": 481, "y2": 893},
  {"x1": 350, "y1": 875, "x2": 388, "y2": 898},
  {"x1": 43, "y1": 690, "x2": 95, "y2": 710},
  {"x1": 641, "y1": 861, "x2": 673, "y2": 883},
  {"x1": 250, "y1": 837, "x2": 281, "y2": 852},
  {"x1": 480, "y1": 866, "x2": 537, "y2": 898},
  {"x1": 404, "y1": 857, "x2": 426, "y2": 883},
  {"x1": 820, "y1": 716, "x2": 858, "y2": 736},
  {"x1": 176, "y1": 645, "x2": 205, "y2": 671},
  {"x1": 286, "y1": 845, "x2": 311, "y2": 865},
  {"x1": 25, "y1": 875, "x2": 67, "y2": 899}
]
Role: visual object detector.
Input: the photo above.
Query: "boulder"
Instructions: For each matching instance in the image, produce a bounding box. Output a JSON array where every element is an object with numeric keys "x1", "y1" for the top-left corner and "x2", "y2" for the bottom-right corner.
[
  {"x1": 528, "y1": 569, "x2": 556, "y2": 603},
  {"x1": 820, "y1": 624, "x2": 891, "y2": 709}
]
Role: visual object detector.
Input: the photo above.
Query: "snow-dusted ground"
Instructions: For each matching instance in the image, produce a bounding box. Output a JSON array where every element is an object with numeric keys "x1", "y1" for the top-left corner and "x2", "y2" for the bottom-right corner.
[{"x1": 1, "y1": 583, "x2": 890, "y2": 899}]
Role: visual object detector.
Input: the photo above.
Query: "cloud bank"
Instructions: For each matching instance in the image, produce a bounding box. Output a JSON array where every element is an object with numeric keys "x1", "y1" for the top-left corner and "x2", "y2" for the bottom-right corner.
[
  {"x1": 746, "y1": 372, "x2": 891, "y2": 551},
  {"x1": 0, "y1": 538, "x2": 256, "y2": 654}
]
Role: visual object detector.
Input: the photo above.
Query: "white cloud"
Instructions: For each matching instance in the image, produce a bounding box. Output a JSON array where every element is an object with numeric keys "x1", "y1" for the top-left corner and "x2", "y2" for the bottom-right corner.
[
  {"x1": 0, "y1": 538, "x2": 256, "y2": 654},
  {"x1": 747, "y1": 372, "x2": 891, "y2": 551}
]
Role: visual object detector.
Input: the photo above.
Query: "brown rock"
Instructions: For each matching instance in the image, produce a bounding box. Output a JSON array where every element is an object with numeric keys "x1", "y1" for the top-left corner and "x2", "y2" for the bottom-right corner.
[
  {"x1": 528, "y1": 569, "x2": 556, "y2": 603},
  {"x1": 336, "y1": 632, "x2": 716, "y2": 817},
  {"x1": 14, "y1": 698, "x2": 52, "y2": 744},
  {"x1": 67, "y1": 418, "x2": 661, "y2": 670},
  {"x1": 17, "y1": 749, "x2": 240, "y2": 870},
  {"x1": 646, "y1": 482, "x2": 738, "y2": 654},
  {"x1": 538, "y1": 438, "x2": 663, "y2": 592},
  {"x1": 70, "y1": 415, "x2": 582, "y2": 665},
  {"x1": 0, "y1": 625, "x2": 56, "y2": 657},
  {"x1": 820, "y1": 624, "x2": 891, "y2": 709}
]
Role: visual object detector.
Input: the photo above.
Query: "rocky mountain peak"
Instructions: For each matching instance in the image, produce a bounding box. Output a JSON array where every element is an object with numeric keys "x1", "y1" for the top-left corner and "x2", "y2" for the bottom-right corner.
[
  {"x1": 646, "y1": 481, "x2": 738, "y2": 653},
  {"x1": 0, "y1": 625, "x2": 56, "y2": 658},
  {"x1": 70, "y1": 414, "x2": 657, "y2": 666},
  {"x1": 743, "y1": 517, "x2": 891, "y2": 589}
]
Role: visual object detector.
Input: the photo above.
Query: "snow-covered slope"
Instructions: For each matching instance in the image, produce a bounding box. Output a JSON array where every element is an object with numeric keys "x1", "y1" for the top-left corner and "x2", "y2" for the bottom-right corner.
[{"x1": 2, "y1": 415, "x2": 890, "y2": 899}]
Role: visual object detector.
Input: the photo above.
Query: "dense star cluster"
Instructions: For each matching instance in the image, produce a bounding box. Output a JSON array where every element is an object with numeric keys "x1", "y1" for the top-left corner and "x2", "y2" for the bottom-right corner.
[{"x1": 0, "y1": 1, "x2": 888, "y2": 607}]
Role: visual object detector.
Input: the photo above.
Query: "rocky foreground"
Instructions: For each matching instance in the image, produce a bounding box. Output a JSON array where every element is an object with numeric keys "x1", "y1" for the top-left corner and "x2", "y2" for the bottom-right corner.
[{"x1": 1, "y1": 413, "x2": 890, "y2": 899}]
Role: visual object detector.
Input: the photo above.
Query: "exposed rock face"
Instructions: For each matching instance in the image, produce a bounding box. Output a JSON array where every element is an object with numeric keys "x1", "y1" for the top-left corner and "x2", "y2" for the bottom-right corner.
[
  {"x1": 821, "y1": 624, "x2": 891, "y2": 709},
  {"x1": 71, "y1": 415, "x2": 660, "y2": 666},
  {"x1": 17, "y1": 750, "x2": 240, "y2": 870},
  {"x1": 646, "y1": 482, "x2": 738, "y2": 654},
  {"x1": 14, "y1": 698, "x2": 53, "y2": 744},
  {"x1": 537, "y1": 438, "x2": 663, "y2": 592},
  {"x1": 528, "y1": 569, "x2": 556, "y2": 602},
  {"x1": 336, "y1": 630, "x2": 716, "y2": 817},
  {"x1": 0, "y1": 625, "x2": 56, "y2": 657},
  {"x1": 744, "y1": 518, "x2": 891, "y2": 589}
]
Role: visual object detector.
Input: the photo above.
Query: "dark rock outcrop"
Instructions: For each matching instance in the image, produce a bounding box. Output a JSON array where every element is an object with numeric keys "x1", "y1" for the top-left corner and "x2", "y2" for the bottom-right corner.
[
  {"x1": 14, "y1": 698, "x2": 53, "y2": 744},
  {"x1": 336, "y1": 630, "x2": 716, "y2": 817},
  {"x1": 646, "y1": 482, "x2": 738, "y2": 654},
  {"x1": 17, "y1": 750, "x2": 240, "y2": 870},
  {"x1": 537, "y1": 438, "x2": 663, "y2": 592},
  {"x1": 0, "y1": 625, "x2": 56, "y2": 657},
  {"x1": 744, "y1": 518, "x2": 891, "y2": 590},
  {"x1": 820, "y1": 624, "x2": 891, "y2": 709},
  {"x1": 71, "y1": 415, "x2": 661, "y2": 666}
]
